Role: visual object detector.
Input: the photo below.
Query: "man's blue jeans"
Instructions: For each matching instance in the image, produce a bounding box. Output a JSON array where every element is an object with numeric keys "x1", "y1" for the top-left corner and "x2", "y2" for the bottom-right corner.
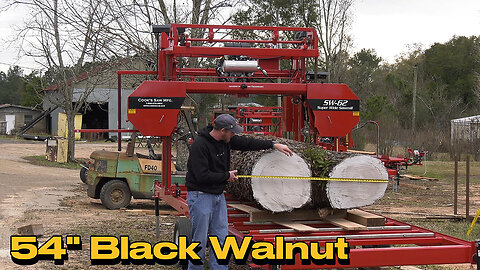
[{"x1": 187, "y1": 191, "x2": 228, "y2": 270}]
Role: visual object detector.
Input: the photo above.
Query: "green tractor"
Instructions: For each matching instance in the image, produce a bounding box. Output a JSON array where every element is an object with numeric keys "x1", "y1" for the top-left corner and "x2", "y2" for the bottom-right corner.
[
  {"x1": 83, "y1": 110, "x2": 195, "y2": 209},
  {"x1": 84, "y1": 138, "x2": 187, "y2": 210}
]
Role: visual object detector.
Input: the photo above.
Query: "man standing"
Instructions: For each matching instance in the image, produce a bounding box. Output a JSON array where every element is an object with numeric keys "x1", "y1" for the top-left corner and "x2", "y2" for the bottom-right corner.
[{"x1": 185, "y1": 114, "x2": 293, "y2": 270}]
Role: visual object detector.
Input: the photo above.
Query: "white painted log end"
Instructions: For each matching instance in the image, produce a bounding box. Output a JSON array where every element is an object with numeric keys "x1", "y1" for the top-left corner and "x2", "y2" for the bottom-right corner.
[
  {"x1": 251, "y1": 151, "x2": 311, "y2": 212},
  {"x1": 327, "y1": 155, "x2": 388, "y2": 209}
]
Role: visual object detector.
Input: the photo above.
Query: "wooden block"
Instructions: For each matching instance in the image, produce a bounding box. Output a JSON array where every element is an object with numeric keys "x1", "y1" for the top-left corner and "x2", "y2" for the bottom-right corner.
[
  {"x1": 400, "y1": 266, "x2": 423, "y2": 270},
  {"x1": 17, "y1": 224, "x2": 44, "y2": 236},
  {"x1": 318, "y1": 208, "x2": 348, "y2": 219},
  {"x1": 325, "y1": 216, "x2": 366, "y2": 231},
  {"x1": 250, "y1": 210, "x2": 321, "y2": 222},
  {"x1": 347, "y1": 149, "x2": 377, "y2": 155},
  {"x1": 228, "y1": 204, "x2": 321, "y2": 222},
  {"x1": 346, "y1": 209, "x2": 385, "y2": 227},
  {"x1": 401, "y1": 174, "x2": 438, "y2": 181},
  {"x1": 274, "y1": 221, "x2": 318, "y2": 232}
]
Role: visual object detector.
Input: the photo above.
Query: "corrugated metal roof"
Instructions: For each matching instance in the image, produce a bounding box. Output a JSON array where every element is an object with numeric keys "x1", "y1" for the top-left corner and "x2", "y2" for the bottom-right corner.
[
  {"x1": 0, "y1": 104, "x2": 41, "y2": 112},
  {"x1": 451, "y1": 115, "x2": 480, "y2": 123}
]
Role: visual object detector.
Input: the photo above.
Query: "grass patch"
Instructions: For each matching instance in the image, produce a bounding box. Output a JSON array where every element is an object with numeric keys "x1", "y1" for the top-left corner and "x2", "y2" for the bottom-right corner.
[
  {"x1": 23, "y1": 155, "x2": 86, "y2": 170},
  {"x1": 407, "y1": 218, "x2": 480, "y2": 242},
  {"x1": 0, "y1": 135, "x2": 23, "y2": 141},
  {"x1": 407, "y1": 160, "x2": 480, "y2": 183}
]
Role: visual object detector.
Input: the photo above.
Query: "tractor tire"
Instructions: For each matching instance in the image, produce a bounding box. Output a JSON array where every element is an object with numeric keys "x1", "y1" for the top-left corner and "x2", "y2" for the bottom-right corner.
[
  {"x1": 80, "y1": 166, "x2": 88, "y2": 184},
  {"x1": 100, "y1": 180, "x2": 132, "y2": 210},
  {"x1": 173, "y1": 218, "x2": 192, "y2": 270}
]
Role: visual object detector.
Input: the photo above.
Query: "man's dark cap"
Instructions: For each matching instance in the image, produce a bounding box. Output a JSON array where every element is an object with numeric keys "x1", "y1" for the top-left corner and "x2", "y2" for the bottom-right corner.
[{"x1": 214, "y1": 114, "x2": 243, "y2": 134}]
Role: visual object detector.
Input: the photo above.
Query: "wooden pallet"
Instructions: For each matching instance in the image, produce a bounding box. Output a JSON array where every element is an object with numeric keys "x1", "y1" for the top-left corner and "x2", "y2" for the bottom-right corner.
[
  {"x1": 347, "y1": 149, "x2": 377, "y2": 155},
  {"x1": 228, "y1": 203, "x2": 385, "y2": 231}
]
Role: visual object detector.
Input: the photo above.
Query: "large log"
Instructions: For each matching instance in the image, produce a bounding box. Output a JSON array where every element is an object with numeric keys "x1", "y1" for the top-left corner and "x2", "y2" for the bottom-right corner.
[{"x1": 227, "y1": 136, "x2": 388, "y2": 212}]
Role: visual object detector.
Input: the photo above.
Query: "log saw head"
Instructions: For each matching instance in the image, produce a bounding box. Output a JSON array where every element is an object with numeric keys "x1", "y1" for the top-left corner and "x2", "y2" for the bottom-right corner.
[{"x1": 127, "y1": 24, "x2": 359, "y2": 150}]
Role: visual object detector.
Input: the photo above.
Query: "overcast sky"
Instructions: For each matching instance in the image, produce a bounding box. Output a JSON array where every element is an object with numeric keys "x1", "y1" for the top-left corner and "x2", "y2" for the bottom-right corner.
[
  {"x1": 1, "y1": 0, "x2": 480, "y2": 73},
  {"x1": 352, "y1": 0, "x2": 480, "y2": 62}
]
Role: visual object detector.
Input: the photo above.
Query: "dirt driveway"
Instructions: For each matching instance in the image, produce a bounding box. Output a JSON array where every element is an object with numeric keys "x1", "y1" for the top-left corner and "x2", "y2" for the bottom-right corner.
[{"x1": 0, "y1": 139, "x2": 177, "y2": 269}]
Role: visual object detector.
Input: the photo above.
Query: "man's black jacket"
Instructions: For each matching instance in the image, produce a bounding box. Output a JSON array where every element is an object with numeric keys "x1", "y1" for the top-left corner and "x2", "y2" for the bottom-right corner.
[{"x1": 185, "y1": 126, "x2": 273, "y2": 194}]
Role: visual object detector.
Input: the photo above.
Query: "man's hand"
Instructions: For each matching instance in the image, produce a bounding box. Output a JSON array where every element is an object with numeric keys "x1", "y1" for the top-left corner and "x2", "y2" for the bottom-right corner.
[
  {"x1": 274, "y1": 143, "x2": 293, "y2": 156},
  {"x1": 228, "y1": 170, "x2": 238, "y2": 182}
]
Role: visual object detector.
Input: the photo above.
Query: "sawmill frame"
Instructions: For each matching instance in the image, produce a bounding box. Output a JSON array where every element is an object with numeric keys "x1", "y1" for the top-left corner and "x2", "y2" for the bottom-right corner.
[{"x1": 120, "y1": 24, "x2": 477, "y2": 268}]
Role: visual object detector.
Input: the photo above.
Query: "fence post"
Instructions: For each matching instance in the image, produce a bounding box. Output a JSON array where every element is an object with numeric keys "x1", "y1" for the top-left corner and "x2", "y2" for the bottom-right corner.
[
  {"x1": 466, "y1": 155, "x2": 470, "y2": 220},
  {"x1": 454, "y1": 155, "x2": 458, "y2": 215}
]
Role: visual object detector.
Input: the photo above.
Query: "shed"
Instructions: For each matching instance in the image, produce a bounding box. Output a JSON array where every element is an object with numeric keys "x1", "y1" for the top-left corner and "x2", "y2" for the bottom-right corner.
[
  {"x1": 451, "y1": 115, "x2": 480, "y2": 144},
  {"x1": 0, "y1": 104, "x2": 47, "y2": 135}
]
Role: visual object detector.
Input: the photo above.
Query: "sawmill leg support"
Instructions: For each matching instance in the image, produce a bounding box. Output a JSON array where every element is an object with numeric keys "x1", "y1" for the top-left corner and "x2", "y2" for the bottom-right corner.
[
  {"x1": 155, "y1": 197, "x2": 160, "y2": 239},
  {"x1": 476, "y1": 240, "x2": 480, "y2": 270},
  {"x1": 395, "y1": 176, "x2": 400, "y2": 192},
  {"x1": 392, "y1": 176, "x2": 399, "y2": 193}
]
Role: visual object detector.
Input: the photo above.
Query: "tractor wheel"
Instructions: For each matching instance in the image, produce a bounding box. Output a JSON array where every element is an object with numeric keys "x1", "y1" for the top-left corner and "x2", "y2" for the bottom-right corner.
[
  {"x1": 173, "y1": 218, "x2": 192, "y2": 270},
  {"x1": 100, "y1": 180, "x2": 132, "y2": 210},
  {"x1": 80, "y1": 166, "x2": 88, "y2": 184},
  {"x1": 173, "y1": 217, "x2": 192, "y2": 245}
]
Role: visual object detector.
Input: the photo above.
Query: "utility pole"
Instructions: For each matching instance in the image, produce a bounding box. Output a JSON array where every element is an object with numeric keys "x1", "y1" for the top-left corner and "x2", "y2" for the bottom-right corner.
[{"x1": 412, "y1": 64, "x2": 418, "y2": 133}]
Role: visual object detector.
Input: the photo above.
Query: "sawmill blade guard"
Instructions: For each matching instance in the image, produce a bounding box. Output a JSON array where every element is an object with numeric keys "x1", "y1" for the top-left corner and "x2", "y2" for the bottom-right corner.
[
  {"x1": 307, "y1": 83, "x2": 359, "y2": 137},
  {"x1": 127, "y1": 81, "x2": 186, "y2": 136}
]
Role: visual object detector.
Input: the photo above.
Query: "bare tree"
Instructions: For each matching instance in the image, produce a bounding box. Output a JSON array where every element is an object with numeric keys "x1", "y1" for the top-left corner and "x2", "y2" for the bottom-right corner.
[
  {"x1": 95, "y1": 0, "x2": 235, "y2": 65},
  {"x1": 312, "y1": 0, "x2": 354, "y2": 82},
  {"x1": 2, "y1": 0, "x2": 115, "y2": 161},
  {"x1": 91, "y1": 0, "x2": 235, "y2": 168},
  {"x1": 1, "y1": 0, "x2": 235, "y2": 162},
  {"x1": 231, "y1": 0, "x2": 354, "y2": 82}
]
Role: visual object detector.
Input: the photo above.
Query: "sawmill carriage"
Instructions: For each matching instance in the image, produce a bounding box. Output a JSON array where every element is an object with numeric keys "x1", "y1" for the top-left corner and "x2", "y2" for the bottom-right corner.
[{"x1": 115, "y1": 24, "x2": 476, "y2": 268}]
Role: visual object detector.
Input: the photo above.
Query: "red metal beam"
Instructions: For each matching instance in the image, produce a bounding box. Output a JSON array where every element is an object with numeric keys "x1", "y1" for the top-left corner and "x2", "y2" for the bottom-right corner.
[
  {"x1": 170, "y1": 47, "x2": 318, "y2": 58},
  {"x1": 117, "y1": 70, "x2": 157, "y2": 75},
  {"x1": 185, "y1": 81, "x2": 307, "y2": 95},
  {"x1": 74, "y1": 129, "x2": 139, "y2": 133},
  {"x1": 171, "y1": 23, "x2": 317, "y2": 32}
]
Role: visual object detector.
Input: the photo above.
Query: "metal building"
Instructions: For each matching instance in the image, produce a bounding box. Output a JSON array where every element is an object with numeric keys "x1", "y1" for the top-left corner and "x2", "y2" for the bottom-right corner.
[
  {"x1": 42, "y1": 59, "x2": 150, "y2": 139},
  {"x1": 0, "y1": 104, "x2": 47, "y2": 135},
  {"x1": 451, "y1": 115, "x2": 480, "y2": 144}
]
